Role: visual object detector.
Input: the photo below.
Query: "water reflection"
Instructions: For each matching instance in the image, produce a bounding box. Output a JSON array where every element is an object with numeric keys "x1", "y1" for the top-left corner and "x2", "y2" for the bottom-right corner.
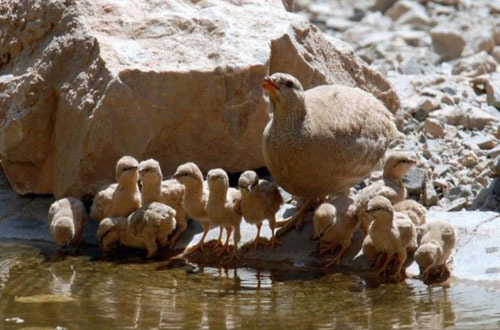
[{"x1": 1, "y1": 240, "x2": 499, "y2": 329}]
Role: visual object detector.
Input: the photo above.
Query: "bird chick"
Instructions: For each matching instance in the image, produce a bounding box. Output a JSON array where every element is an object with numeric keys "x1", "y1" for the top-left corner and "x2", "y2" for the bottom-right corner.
[
  {"x1": 206, "y1": 169, "x2": 242, "y2": 259},
  {"x1": 48, "y1": 197, "x2": 87, "y2": 252},
  {"x1": 97, "y1": 202, "x2": 176, "y2": 258},
  {"x1": 362, "y1": 196, "x2": 417, "y2": 281},
  {"x1": 238, "y1": 170, "x2": 284, "y2": 250},
  {"x1": 262, "y1": 73, "x2": 401, "y2": 236},
  {"x1": 90, "y1": 156, "x2": 141, "y2": 221},
  {"x1": 394, "y1": 199, "x2": 427, "y2": 227},
  {"x1": 355, "y1": 152, "x2": 417, "y2": 235},
  {"x1": 173, "y1": 162, "x2": 213, "y2": 252},
  {"x1": 414, "y1": 219, "x2": 456, "y2": 283},
  {"x1": 312, "y1": 196, "x2": 359, "y2": 267},
  {"x1": 139, "y1": 159, "x2": 186, "y2": 249}
]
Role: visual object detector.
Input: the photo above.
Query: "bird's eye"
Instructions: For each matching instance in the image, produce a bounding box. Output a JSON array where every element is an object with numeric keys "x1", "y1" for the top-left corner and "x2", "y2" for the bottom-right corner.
[{"x1": 285, "y1": 80, "x2": 294, "y2": 88}]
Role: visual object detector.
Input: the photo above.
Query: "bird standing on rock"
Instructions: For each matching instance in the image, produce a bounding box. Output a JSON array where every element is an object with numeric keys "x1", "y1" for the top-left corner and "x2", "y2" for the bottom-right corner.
[
  {"x1": 206, "y1": 169, "x2": 243, "y2": 259},
  {"x1": 173, "y1": 162, "x2": 213, "y2": 253},
  {"x1": 261, "y1": 73, "x2": 401, "y2": 236},
  {"x1": 238, "y1": 170, "x2": 284, "y2": 250},
  {"x1": 362, "y1": 196, "x2": 416, "y2": 281}
]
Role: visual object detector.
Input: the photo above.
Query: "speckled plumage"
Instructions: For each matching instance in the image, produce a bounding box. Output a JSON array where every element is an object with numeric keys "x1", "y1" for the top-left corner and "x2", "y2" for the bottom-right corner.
[{"x1": 262, "y1": 73, "x2": 401, "y2": 199}]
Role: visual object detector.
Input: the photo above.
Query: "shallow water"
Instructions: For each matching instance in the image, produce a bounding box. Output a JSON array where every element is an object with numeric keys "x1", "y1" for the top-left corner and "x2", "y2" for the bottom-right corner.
[{"x1": 1, "y1": 240, "x2": 500, "y2": 329}]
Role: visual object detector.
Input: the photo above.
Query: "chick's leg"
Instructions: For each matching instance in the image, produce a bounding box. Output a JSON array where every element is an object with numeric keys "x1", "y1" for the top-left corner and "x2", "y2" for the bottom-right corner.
[
  {"x1": 208, "y1": 226, "x2": 224, "y2": 249},
  {"x1": 228, "y1": 224, "x2": 241, "y2": 260},
  {"x1": 216, "y1": 227, "x2": 233, "y2": 257},
  {"x1": 276, "y1": 198, "x2": 315, "y2": 237},
  {"x1": 252, "y1": 223, "x2": 263, "y2": 251},
  {"x1": 267, "y1": 215, "x2": 282, "y2": 250},
  {"x1": 393, "y1": 250, "x2": 407, "y2": 282},
  {"x1": 188, "y1": 221, "x2": 211, "y2": 254},
  {"x1": 325, "y1": 245, "x2": 347, "y2": 268},
  {"x1": 169, "y1": 210, "x2": 187, "y2": 249},
  {"x1": 373, "y1": 252, "x2": 393, "y2": 276}
]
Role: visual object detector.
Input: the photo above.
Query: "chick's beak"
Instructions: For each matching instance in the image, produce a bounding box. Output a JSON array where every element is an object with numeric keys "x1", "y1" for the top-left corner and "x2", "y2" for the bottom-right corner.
[{"x1": 262, "y1": 77, "x2": 279, "y2": 91}]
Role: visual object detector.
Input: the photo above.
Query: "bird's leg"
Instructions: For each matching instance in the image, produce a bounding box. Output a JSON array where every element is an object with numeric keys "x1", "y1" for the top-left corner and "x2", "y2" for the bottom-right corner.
[
  {"x1": 319, "y1": 241, "x2": 338, "y2": 256},
  {"x1": 187, "y1": 222, "x2": 211, "y2": 254},
  {"x1": 276, "y1": 198, "x2": 315, "y2": 237},
  {"x1": 392, "y1": 251, "x2": 406, "y2": 282},
  {"x1": 251, "y1": 224, "x2": 264, "y2": 251},
  {"x1": 228, "y1": 225, "x2": 241, "y2": 260},
  {"x1": 325, "y1": 245, "x2": 346, "y2": 268},
  {"x1": 267, "y1": 215, "x2": 282, "y2": 250},
  {"x1": 421, "y1": 264, "x2": 434, "y2": 283},
  {"x1": 373, "y1": 252, "x2": 394, "y2": 276},
  {"x1": 145, "y1": 238, "x2": 158, "y2": 259},
  {"x1": 216, "y1": 227, "x2": 233, "y2": 257},
  {"x1": 169, "y1": 212, "x2": 187, "y2": 249},
  {"x1": 373, "y1": 252, "x2": 387, "y2": 269},
  {"x1": 208, "y1": 226, "x2": 224, "y2": 249}
]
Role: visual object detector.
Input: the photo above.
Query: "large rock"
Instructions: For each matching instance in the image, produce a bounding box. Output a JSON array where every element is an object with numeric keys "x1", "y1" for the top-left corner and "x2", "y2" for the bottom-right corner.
[{"x1": 0, "y1": 0, "x2": 399, "y2": 199}]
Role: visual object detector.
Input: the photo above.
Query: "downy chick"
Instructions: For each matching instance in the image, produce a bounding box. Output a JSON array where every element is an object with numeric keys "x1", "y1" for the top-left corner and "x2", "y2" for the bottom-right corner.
[
  {"x1": 414, "y1": 219, "x2": 456, "y2": 283},
  {"x1": 173, "y1": 162, "x2": 213, "y2": 252},
  {"x1": 312, "y1": 196, "x2": 359, "y2": 267},
  {"x1": 90, "y1": 156, "x2": 141, "y2": 221},
  {"x1": 48, "y1": 197, "x2": 87, "y2": 252},
  {"x1": 362, "y1": 196, "x2": 417, "y2": 281},
  {"x1": 139, "y1": 159, "x2": 186, "y2": 249},
  {"x1": 238, "y1": 170, "x2": 284, "y2": 250},
  {"x1": 206, "y1": 169, "x2": 242, "y2": 259},
  {"x1": 355, "y1": 152, "x2": 417, "y2": 235},
  {"x1": 97, "y1": 202, "x2": 176, "y2": 258},
  {"x1": 394, "y1": 199, "x2": 427, "y2": 227}
]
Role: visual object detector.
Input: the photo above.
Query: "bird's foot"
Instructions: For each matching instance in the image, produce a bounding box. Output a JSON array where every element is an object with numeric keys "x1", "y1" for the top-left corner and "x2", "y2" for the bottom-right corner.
[
  {"x1": 325, "y1": 255, "x2": 341, "y2": 268},
  {"x1": 276, "y1": 198, "x2": 315, "y2": 237},
  {"x1": 251, "y1": 238, "x2": 266, "y2": 251},
  {"x1": 186, "y1": 241, "x2": 204, "y2": 255},
  {"x1": 267, "y1": 236, "x2": 282, "y2": 250},
  {"x1": 208, "y1": 239, "x2": 224, "y2": 250},
  {"x1": 216, "y1": 245, "x2": 230, "y2": 257},
  {"x1": 318, "y1": 242, "x2": 337, "y2": 256},
  {"x1": 226, "y1": 248, "x2": 240, "y2": 261}
]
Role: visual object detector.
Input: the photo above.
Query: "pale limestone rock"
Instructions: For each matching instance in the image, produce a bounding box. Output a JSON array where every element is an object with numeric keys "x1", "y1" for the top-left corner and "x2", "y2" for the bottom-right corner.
[
  {"x1": 485, "y1": 73, "x2": 500, "y2": 109},
  {"x1": 452, "y1": 52, "x2": 497, "y2": 77},
  {"x1": 424, "y1": 118, "x2": 445, "y2": 138},
  {"x1": 0, "y1": 0, "x2": 399, "y2": 199},
  {"x1": 430, "y1": 26, "x2": 465, "y2": 61}
]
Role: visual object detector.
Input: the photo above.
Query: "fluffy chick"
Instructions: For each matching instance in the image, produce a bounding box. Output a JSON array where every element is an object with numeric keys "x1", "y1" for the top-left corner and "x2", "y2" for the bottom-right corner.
[
  {"x1": 97, "y1": 202, "x2": 176, "y2": 258},
  {"x1": 394, "y1": 199, "x2": 427, "y2": 227},
  {"x1": 262, "y1": 73, "x2": 401, "y2": 235},
  {"x1": 206, "y1": 169, "x2": 242, "y2": 259},
  {"x1": 414, "y1": 219, "x2": 456, "y2": 283},
  {"x1": 355, "y1": 152, "x2": 417, "y2": 236},
  {"x1": 139, "y1": 159, "x2": 186, "y2": 249},
  {"x1": 362, "y1": 196, "x2": 417, "y2": 281},
  {"x1": 48, "y1": 197, "x2": 87, "y2": 251},
  {"x1": 90, "y1": 156, "x2": 141, "y2": 221},
  {"x1": 173, "y1": 162, "x2": 213, "y2": 252},
  {"x1": 312, "y1": 196, "x2": 359, "y2": 267},
  {"x1": 238, "y1": 170, "x2": 284, "y2": 250}
]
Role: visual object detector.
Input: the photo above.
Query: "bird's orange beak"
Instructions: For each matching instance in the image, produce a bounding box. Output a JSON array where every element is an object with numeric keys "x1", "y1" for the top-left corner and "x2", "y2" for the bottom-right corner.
[{"x1": 262, "y1": 77, "x2": 279, "y2": 91}]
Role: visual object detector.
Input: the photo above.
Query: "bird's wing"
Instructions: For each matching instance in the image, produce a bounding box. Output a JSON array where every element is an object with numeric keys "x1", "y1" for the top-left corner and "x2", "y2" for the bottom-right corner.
[
  {"x1": 396, "y1": 218, "x2": 416, "y2": 249},
  {"x1": 47, "y1": 201, "x2": 60, "y2": 224},
  {"x1": 259, "y1": 180, "x2": 284, "y2": 207}
]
